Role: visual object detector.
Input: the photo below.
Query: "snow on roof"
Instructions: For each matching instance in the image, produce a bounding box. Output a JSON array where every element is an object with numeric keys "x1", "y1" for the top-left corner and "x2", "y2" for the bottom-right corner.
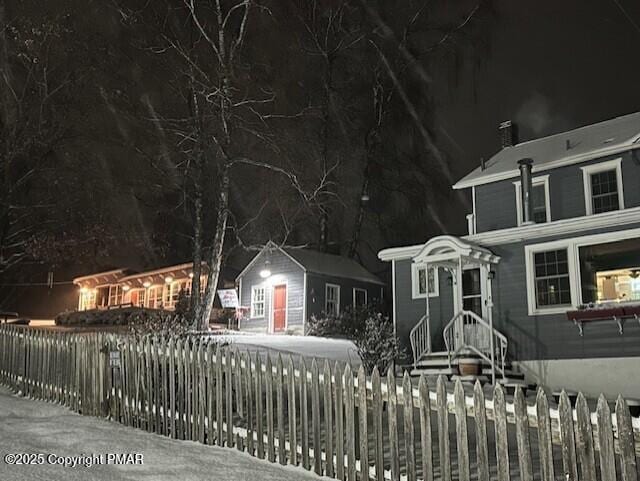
[
  {"x1": 454, "y1": 111, "x2": 640, "y2": 189},
  {"x1": 283, "y1": 248, "x2": 384, "y2": 285}
]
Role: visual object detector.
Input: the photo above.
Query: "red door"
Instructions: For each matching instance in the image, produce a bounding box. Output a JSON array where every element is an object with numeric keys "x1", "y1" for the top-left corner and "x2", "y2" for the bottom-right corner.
[{"x1": 273, "y1": 285, "x2": 287, "y2": 332}]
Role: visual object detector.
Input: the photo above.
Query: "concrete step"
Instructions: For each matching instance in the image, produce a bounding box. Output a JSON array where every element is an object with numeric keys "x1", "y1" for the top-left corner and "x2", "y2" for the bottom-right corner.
[
  {"x1": 410, "y1": 367, "x2": 457, "y2": 377},
  {"x1": 451, "y1": 374, "x2": 489, "y2": 383}
]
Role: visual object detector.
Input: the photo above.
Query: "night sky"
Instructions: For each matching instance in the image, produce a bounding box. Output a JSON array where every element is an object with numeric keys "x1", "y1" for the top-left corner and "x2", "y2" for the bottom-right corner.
[
  {"x1": 2, "y1": 0, "x2": 640, "y2": 316},
  {"x1": 441, "y1": 0, "x2": 640, "y2": 180}
]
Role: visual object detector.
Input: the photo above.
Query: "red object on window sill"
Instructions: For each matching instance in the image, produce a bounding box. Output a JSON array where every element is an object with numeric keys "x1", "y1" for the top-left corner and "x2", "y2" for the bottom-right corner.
[{"x1": 565, "y1": 307, "x2": 625, "y2": 321}]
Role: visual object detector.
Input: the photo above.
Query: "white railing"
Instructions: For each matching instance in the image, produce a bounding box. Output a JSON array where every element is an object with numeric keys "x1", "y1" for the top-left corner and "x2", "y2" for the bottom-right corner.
[
  {"x1": 409, "y1": 314, "x2": 429, "y2": 367},
  {"x1": 443, "y1": 310, "x2": 508, "y2": 379}
]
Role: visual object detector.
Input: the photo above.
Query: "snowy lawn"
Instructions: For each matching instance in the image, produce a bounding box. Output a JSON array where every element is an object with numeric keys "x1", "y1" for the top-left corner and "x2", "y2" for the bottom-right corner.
[
  {"x1": 0, "y1": 386, "x2": 330, "y2": 481},
  {"x1": 217, "y1": 333, "x2": 361, "y2": 366}
]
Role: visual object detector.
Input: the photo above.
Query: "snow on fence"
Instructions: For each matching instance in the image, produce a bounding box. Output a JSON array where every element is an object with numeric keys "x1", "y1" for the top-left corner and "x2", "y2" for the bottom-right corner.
[{"x1": 0, "y1": 325, "x2": 639, "y2": 481}]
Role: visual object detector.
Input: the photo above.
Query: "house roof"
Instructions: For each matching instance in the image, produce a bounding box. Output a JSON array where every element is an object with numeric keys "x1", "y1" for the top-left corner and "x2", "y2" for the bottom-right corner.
[
  {"x1": 454, "y1": 111, "x2": 640, "y2": 189},
  {"x1": 283, "y1": 248, "x2": 384, "y2": 285}
]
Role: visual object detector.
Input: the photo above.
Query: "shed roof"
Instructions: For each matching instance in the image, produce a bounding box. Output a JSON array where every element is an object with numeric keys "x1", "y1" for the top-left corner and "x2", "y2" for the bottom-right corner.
[
  {"x1": 454, "y1": 111, "x2": 640, "y2": 189},
  {"x1": 283, "y1": 248, "x2": 384, "y2": 285}
]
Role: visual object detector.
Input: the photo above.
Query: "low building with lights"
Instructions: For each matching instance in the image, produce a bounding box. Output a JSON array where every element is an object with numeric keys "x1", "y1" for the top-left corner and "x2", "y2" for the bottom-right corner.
[
  {"x1": 73, "y1": 263, "x2": 208, "y2": 312},
  {"x1": 236, "y1": 242, "x2": 385, "y2": 334}
]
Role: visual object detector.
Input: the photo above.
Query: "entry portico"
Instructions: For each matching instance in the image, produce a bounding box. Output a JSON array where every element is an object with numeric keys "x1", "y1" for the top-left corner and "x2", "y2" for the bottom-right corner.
[{"x1": 409, "y1": 235, "x2": 506, "y2": 382}]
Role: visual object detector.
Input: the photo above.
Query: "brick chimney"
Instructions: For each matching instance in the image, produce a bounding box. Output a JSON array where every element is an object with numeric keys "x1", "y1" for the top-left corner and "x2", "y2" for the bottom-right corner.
[{"x1": 499, "y1": 120, "x2": 518, "y2": 148}]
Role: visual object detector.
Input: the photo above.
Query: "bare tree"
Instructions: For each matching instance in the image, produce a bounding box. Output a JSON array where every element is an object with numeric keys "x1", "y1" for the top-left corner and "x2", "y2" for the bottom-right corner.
[
  {"x1": 124, "y1": 0, "x2": 331, "y2": 329},
  {"x1": 0, "y1": 5, "x2": 78, "y2": 273}
]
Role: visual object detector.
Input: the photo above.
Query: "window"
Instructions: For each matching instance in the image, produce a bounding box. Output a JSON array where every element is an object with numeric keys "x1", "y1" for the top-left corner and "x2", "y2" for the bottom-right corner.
[
  {"x1": 411, "y1": 264, "x2": 439, "y2": 299},
  {"x1": 533, "y1": 249, "x2": 572, "y2": 308},
  {"x1": 353, "y1": 288, "x2": 367, "y2": 307},
  {"x1": 251, "y1": 286, "x2": 265, "y2": 318},
  {"x1": 136, "y1": 290, "x2": 145, "y2": 308},
  {"x1": 581, "y1": 159, "x2": 624, "y2": 215},
  {"x1": 514, "y1": 175, "x2": 550, "y2": 226},
  {"x1": 325, "y1": 284, "x2": 340, "y2": 316},
  {"x1": 147, "y1": 286, "x2": 162, "y2": 309},
  {"x1": 108, "y1": 285, "x2": 122, "y2": 306},
  {"x1": 526, "y1": 229, "x2": 640, "y2": 315},
  {"x1": 579, "y1": 238, "x2": 640, "y2": 304}
]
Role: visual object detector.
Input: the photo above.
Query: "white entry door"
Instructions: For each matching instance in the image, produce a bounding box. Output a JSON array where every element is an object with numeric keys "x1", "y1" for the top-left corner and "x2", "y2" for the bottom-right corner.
[{"x1": 454, "y1": 265, "x2": 490, "y2": 351}]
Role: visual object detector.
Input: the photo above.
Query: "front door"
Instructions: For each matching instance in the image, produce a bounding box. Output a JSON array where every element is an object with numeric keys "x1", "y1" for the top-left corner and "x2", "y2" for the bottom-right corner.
[
  {"x1": 272, "y1": 284, "x2": 287, "y2": 332},
  {"x1": 462, "y1": 268, "x2": 483, "y2": 316}
]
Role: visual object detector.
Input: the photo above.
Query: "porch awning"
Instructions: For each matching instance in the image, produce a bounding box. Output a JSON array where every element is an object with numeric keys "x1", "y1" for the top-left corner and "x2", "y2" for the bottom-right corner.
[{"x1": 412, "y1": 235, "x2": 500, "y2": 265}]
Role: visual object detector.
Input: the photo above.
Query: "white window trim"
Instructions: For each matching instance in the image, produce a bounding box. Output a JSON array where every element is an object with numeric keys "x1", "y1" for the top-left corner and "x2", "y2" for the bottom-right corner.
[
  {"x1": 524, "y1": 227, "x2": 640, "y2": 315},
  {"x1": 250, "y1": 285, "x2": 265, "y2": 319},
  {"x1": 513, "y1": 175, "x2": 551, "y2": 226},
  {"x1": 325, "y1": 283, "x2": 340, "y2": 315},
  {"x1": 411, "y1": 264, "x2": 440, "y2": 299},
  {"x1": 353, "y1": 287, "x2": 367, "y2": 307},
  {"x1": 581, "y1": 158, "x2": 624, "y2": 216}
]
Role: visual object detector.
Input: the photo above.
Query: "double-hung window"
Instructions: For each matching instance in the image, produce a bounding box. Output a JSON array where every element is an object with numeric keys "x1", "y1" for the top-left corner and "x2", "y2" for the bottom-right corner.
[
  {"x1": 514, "y1": 175, "x2": 550, "y2": 225},
  {"x1": 581, "y1": 159, "x2": 624, "y2": 215},
  {"x1": 325, "y1": 284, "x2": 340, "y2": 316},
  {"x1": 533, "y1": 249, "x2": 571, "y2": 308},
  {"x1": 251, "y1": 286, "x2": 265, "y2": 318},
  {"x1": 353, "y1": 288, "x2": 367, "y2": 307},
  {"x1": 411, "y1": 264, "x2": 439, "y2": 299}
]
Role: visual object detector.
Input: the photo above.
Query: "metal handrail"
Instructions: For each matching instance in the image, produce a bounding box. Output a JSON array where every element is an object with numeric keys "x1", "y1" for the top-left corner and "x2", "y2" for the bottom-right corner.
[
  {"x1": 409, "y1": 314, "x2": 429, "y2": 367},
  {"x1": 443, "y1": 310, "x2": 508, "y2": 379}
]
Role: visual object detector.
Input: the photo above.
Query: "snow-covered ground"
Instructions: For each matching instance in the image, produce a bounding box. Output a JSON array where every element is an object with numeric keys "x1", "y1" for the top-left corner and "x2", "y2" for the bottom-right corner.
[
  {"x1": 218, "y1": 334, "x2": 361, "y2": 365},
  {"x1": 0, "y1": 386, "x2": 329, "y2": 481}
]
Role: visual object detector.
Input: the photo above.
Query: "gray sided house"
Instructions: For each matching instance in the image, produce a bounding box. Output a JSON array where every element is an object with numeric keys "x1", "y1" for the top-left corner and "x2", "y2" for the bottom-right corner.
[
  {"x1": 379, "y1": 112, "x2": 640, "y2": 398},
  {"x1": 237, "y1": 244, "x2": 384, "y2": 335}
]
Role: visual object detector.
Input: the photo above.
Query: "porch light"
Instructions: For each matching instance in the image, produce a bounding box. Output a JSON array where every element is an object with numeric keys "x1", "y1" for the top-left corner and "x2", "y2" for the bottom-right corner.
[
  {"x1": 122, "y1": 285, "x2": 130, "y2": 291},
  {"x1": 488, "y1": 270, "x2": 496, "y2": 280},
  {"x1": 189, "y1": 272, "x2": 194, "y2": 278},
  {"x1": 259, "y1": 260, "x2": 272, "y2": 279},
  {"x1": 143, "y1": 281, "x2": 151, "y2": 288},
  {"x1": 164, "y1": 276, "x2": 173, "y2": 284},
  {"x1": 79, "y1": 287, "x2": 88, "y2": 294}
]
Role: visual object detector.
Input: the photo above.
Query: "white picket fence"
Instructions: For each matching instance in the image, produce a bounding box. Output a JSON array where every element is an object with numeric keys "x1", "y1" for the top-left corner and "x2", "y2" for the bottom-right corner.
[{"x1": 0, "y1": 325, "x2": 639, "y2": 481}]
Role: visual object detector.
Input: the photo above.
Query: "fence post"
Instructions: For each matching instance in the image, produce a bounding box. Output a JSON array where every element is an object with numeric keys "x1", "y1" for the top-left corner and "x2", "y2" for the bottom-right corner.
[
  {"x1": 558, "y1": 390, "x2": 578, "y2": 481},
  {"x1": 334, "y1": 360, "x2": 344, "y2": 480},
  {"x1": 514, "y1": 387, "x2": 533, "y2": 481},
  {"x1": 535, "y1": 388, "x2": 555, "y2": 481},
  {"x1": 276, "y1": 355, "x2": 285, "y2": 465},
  {"x1": 387, "y1": 368, "x2": 399, "y2": 481},
  {"x1": 403, "y1": 372, "x2": 416, "y2": 481},
  {"x1": 615, "y1": 396, "x2": 638, "y2": 481},
  {"x1": 419, "y1": 375, "x2": 433, "y2": 481},
  {"x1": 286, "y1": 355, "x2": 296, "y2": 466},
  {"x1": 454, "y1": 379, "x2": 470, "y2": 481},
  {"x1": 265, "y1": 354, "x2": 275, "y2": 462},
  {"x1": 436, "y1": 376, "x2": 451, "y2": 481},
  {"x1": 575, "y1": 392, "x2": 596, "y2": 481},
  {"x1": 300, "y1": 358, "x2": 310, "y2": 470},
  {"x1": 357, "y1": 366, "x2": 368, "y2": 481},
  {"x1": 371, "y1": 367, "x2": 383, "y2": 481},
  {"x1": 324, "y1": 360, "x2": 334, "y2": 477},
  {"x1": 345, "y1": 364, "x2": 356, "y2": 481},
  {"x1": 595, "y1": 394, "x2": 616, "y2": 481},
  {"x1": 493, "y1": 383, "x2": 510, "y2": 481},
  {"x1": 311, "y1": 359, "x2": 322, "y2": 475},
  {"x1": 473, "y1": 381, "x2": 489, "y2": 481},
  {"x1": 255, "y1": 354, "x2": 264, "y2": 459}
]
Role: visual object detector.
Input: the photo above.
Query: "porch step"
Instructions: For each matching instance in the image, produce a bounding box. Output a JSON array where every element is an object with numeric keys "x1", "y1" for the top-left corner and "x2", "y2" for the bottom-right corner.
[{"x1": 409, "y1": 367, "x2": 457, "y2": 377}]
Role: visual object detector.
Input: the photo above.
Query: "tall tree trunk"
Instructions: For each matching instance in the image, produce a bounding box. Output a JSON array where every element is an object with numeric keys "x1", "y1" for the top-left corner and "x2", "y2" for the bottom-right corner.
[
  {"x1": 198, "y1": 163, "x2": 230, "y2": 329},
  {"x1": 190, "y1": 180, "x2": 203, "y2": 324},
  {"x1": 348, "y1": 171, "x2": 369, "y2": 259}
]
